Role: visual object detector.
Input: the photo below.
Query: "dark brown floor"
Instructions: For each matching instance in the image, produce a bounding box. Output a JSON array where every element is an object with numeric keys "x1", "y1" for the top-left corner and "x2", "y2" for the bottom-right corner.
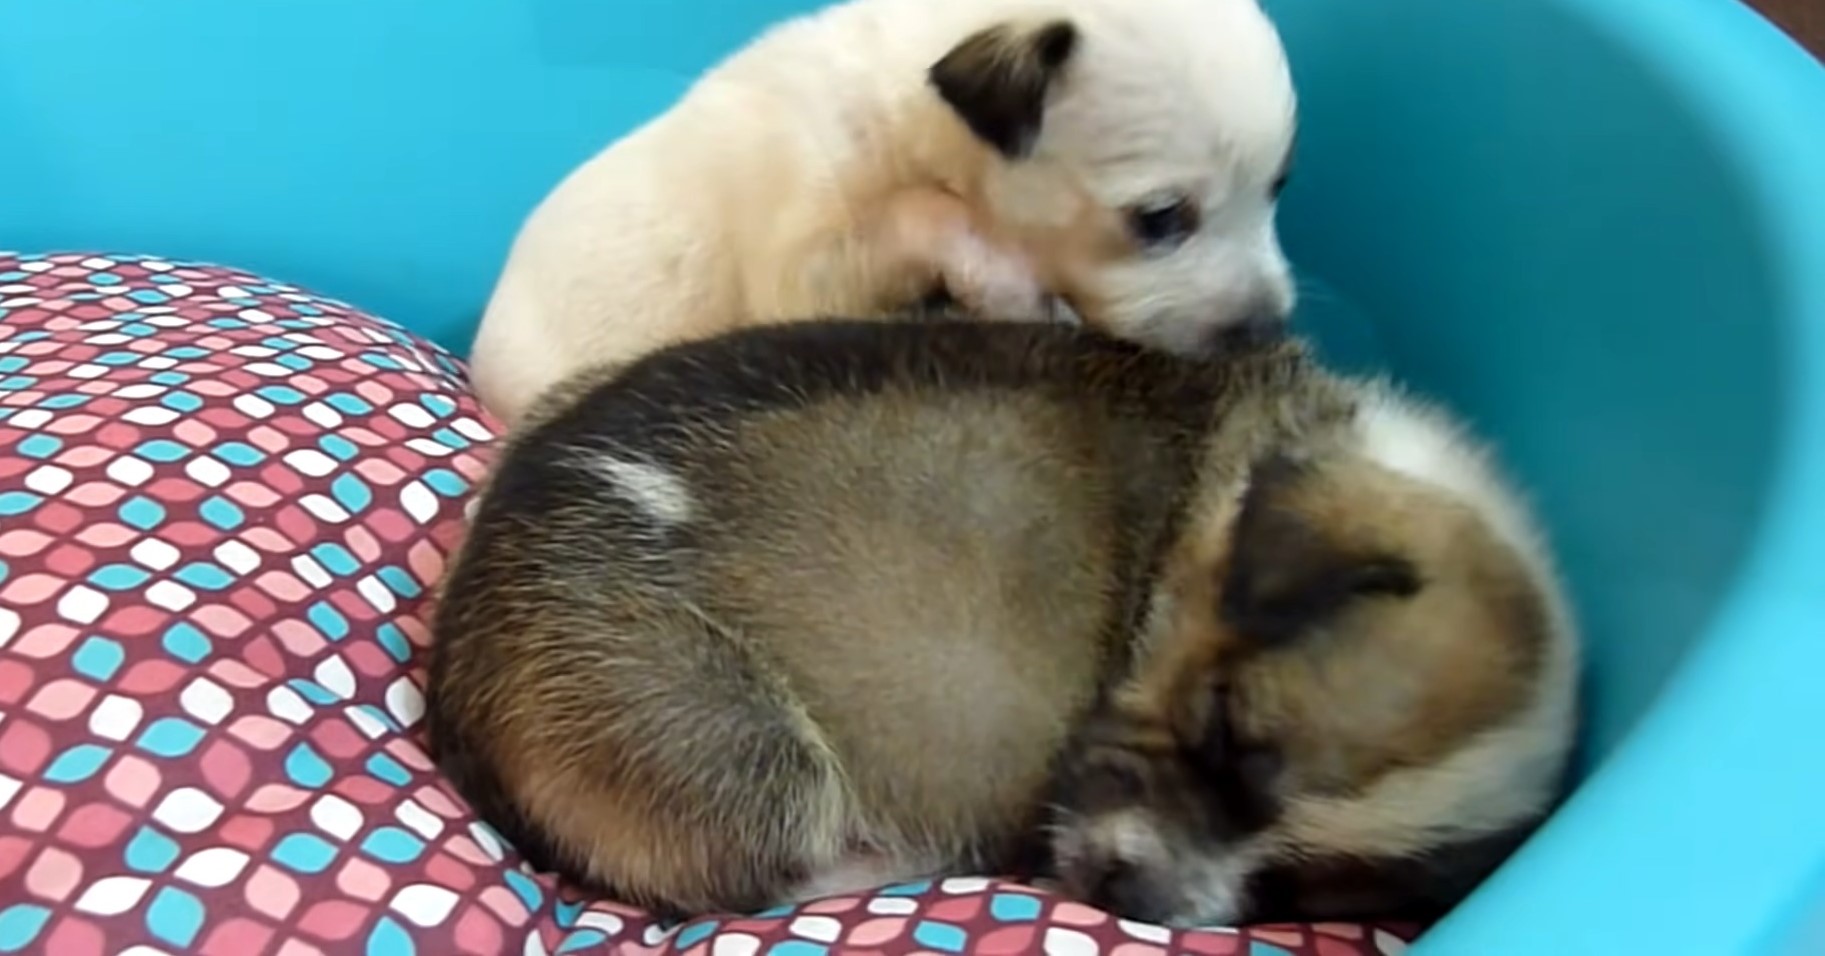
[{"x1": 1747, "y1": 0, "x2": 1824, "y2": 59}]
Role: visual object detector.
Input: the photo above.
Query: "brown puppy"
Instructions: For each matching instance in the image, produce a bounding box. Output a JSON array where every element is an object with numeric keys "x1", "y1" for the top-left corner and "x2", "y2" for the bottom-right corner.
[{"x1": 427, "y1": 317, "x2": 1578, "y2": 926}]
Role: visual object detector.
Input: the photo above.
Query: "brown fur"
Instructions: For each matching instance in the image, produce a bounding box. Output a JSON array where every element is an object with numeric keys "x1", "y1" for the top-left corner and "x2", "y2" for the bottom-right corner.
[
  {"x1": 428, "y1": 317, "x2": 1576, "y2": 925},
  {"x1": 1057, "y1": 452, "x2": 1559, "y2": 921}
]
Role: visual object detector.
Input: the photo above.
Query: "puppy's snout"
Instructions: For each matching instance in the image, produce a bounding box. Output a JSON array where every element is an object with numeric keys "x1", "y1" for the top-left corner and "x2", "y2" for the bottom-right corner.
[
  {"x1": 1071, "y1": 854, "x2": 1173, "y2": 925},
  {"x1": 1200, "y1": 307, "x2": 1289, "y2": 356}
]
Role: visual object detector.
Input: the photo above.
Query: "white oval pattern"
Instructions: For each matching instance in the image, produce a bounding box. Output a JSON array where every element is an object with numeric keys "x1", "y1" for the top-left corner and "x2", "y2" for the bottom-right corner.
[
  {"x1": 467, "y1": 822, "x2": 505, "y2": 862},
  {"x1": 212, "y1": 540, "x2": 262, "y2": 575},
  {"x1": 788, "y1": 916, "x2": 842, "y2": 943},
  {"x1": 386, "y1": 677, "x2": 425, "y2": 727},
  {"x1": 24, "y1": 465, "x2": 73, "y2": 495},
  {"x1": 313, "y1": 655, "x2": 357, "y2": 700},
  {"x1": 344, "y1": 705, "x2": 389, "y2": 740},
  {"x1": 74, "y1": 875, "x2": 152, "y2": 915},
  {"x1": 145, "y1": 580, "x2": 197, "y2": 612},
  {"x1": 174, "y1": 847, "x2": 251, "y2": 888},
  {"x1": 299, "y1": 493, "x2": 351, "y2": 523},
  {"x1": 88, "y1": 694, "x2": 144, "y2": 741},
  {"x1": 105, "y1": 456, "x2": 153, "y2": 486},
  {"x1": 357, "y1": 574, "x2": 398, "y2": 614},
  {"x1": 283, "y1": 449, "x2": 338, "y2": 478},
  {"x1": 1118, "y1": 920, "x2": 1172, "y2": 944},
  {"x1": 178, "y1": 677, "x2": 234, "y2": 725},
  {"x1": 394, "y1": 799, "x2": 445, "y2": 841},
  {"x1": 575, "y1": 911, "x2": 626, "y2": 935},
  {"x1": 184, "y1": 455, "x2": 231, "y2": 487},
  {"x1": 265, "y1": 685, "x2": 313, "y2": 725},
  {"x1": 151, "y1": 787, "x2": 225, "y2": 834},
  {"x1": 390, "y1": 883, "x2": 460, "y2": 927},
  {"x1": 1044, "y1": 927, "x2": 1101, "y2": 956},
  {"x1": 55, "y1": 585, "x2": 107, "y2": 625},
  {"x1": 130, "y1": 537, "x2": 181, "y2": 571},
  {"x1": 400, "y1": 481, "x2": 438, "y2": 523},
  {"x1": 311, "y1": 794, "x2": 364, "y2": 842},
  {"x1": 710, "y1": 933, "x2": 762, "y2": 956}
]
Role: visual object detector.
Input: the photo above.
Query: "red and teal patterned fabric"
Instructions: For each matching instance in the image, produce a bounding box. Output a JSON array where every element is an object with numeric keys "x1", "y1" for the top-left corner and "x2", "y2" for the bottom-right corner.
[{"x1": 0, "y1": 252, "x2": 1416, "y2": 955}]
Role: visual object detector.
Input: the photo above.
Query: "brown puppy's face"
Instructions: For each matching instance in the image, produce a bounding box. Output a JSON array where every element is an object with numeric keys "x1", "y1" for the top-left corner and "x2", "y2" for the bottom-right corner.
[{"x1": 1048, "y1": 453, "x2": 1569, "y2": 926}]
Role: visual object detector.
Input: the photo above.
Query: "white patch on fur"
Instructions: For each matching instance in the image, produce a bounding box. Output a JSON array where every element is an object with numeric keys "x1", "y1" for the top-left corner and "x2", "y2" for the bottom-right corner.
[
  {"x1": 1351, "y1": 387, "x2": 1523, "y2": 547},
  {"x1": 1349, "y1": 382, "x2": 1579, "y2": 643},
  {"x1": 1059, "y1": 809, "x2": 1263, "y2": 929},
  {"x1": 787, "y1": 855, "x2": 922, "y2": 903},
  {"x1": 1178, "y1": 844, "x2": 1265, "y2": 929},
  {"x1": 1101, "y1": 809, "x2": 1171, "y2": 864},
  {"x1": 592, "y1": 454, "x2": 694, "y2": 525}
]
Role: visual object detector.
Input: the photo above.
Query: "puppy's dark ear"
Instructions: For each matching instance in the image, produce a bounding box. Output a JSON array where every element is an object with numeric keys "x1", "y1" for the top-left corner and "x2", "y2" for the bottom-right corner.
[
  {"x1": 1220, "y1": 457, "x2": 1422, "y2": 645},
  {"x1": 929, "y1": 20, "x2": 1078, "y2": 158}
]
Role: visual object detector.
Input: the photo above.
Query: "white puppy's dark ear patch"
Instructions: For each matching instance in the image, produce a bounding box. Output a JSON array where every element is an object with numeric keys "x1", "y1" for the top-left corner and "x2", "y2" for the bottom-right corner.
[{"x1": 928, "y1": 20, "x2": 1078, "y2": 159}]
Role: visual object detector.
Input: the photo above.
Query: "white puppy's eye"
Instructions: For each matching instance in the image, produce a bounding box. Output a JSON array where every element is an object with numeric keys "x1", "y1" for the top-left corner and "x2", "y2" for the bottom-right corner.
[{"x1": 1125, "y1": 195, "x2": 1200, "y2": 249}]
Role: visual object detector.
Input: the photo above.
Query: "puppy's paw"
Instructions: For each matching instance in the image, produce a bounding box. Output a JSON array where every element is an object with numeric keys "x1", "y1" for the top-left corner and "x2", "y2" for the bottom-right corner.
[
  {"x1": 1047, "y1": 296, "x2": 1085, "y2": 326},
  {"x1": 944, "y1": 247, "x2": 1054, "y2": 324},
  {"x1": 960, "y1": 276, "x2": 1051, "y2": 323},
  {"x1": 877, "y1": 187, "x2": 1068, "y2": 324}
]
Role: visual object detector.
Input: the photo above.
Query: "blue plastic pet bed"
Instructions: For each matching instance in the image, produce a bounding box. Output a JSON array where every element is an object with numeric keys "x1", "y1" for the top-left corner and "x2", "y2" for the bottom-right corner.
[{"x1": 1, "y1": 1, "x2": 1822, "y2": 954}]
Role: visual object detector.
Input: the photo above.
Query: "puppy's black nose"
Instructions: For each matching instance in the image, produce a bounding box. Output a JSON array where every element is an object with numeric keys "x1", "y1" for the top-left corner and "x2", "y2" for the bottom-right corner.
[{"x1": 1201, "y1": 310, "x2": 1288, "y2": 356}]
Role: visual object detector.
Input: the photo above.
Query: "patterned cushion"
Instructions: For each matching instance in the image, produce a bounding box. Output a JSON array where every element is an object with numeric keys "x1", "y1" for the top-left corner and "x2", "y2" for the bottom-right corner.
[{"x1": 0, "y1": 252, "x2": 1416, "y2": 956}]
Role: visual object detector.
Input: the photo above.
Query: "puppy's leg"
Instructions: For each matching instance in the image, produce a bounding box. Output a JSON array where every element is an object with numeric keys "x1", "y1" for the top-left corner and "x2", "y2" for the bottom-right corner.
[
  {"x1": 938, "y1": 231, "x2": 1058, "y2": 323},
  {"x1": 879, "y1": 187, "x2": 1056, "y2": 323},
  {"x1": 745, "y1": 187, "x2": 1051, "y2": 323}
]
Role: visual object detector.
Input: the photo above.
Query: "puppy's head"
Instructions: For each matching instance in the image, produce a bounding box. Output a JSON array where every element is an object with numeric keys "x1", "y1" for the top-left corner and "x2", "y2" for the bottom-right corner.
[
  {"x1": 928, "y1": 0, "x2": 1298, "y2": 355},
  {"x1": 1048, "y1": 386, "x2": 1580, "y2": 926}
]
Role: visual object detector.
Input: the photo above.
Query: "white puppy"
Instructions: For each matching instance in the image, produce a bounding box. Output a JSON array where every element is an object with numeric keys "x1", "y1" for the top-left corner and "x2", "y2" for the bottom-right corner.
[{"x1": 472, "y1": 0, "x2": 1299, "y2": 424}]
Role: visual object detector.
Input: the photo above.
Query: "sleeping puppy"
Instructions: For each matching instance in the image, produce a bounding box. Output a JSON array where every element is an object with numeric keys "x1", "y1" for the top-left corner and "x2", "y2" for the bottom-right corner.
[
  {"x1": 427, "y1": 317, "x2": 1580, "y2": 926},
  {"x1": 470, "y1": 0, "x2": 1299, "y2": 424}
]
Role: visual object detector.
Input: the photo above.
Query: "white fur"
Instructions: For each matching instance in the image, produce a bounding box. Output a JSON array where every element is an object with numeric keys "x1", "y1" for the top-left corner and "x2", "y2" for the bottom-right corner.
[
  {"x1": 1054, "y1": 809, "x2": 1265, "y2": 928},
  {"x1": 471, "y1": 0, "x2": 1298, "y2": 423},
  {"x1": 1350, "y1": 384, "x2": 1556, "y2": 582},
  {"x1": 1180, "y1": 845, "x2": 1268, "y2": 928},
  {"x1": 789, "y1": 855, "x2": 925, "y2": 903},
  {"x1": 1085, "y1": 809, "x2": 1174, "y2": 870},
  {"x1": 592, "y1": 455, "x2": 695, "y2": 525}
]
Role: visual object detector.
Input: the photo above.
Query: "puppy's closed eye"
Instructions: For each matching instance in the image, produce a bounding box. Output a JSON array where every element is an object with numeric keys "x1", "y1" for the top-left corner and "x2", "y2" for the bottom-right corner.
[
  {"x1": 1125, "y1": 194, "x2": 1201, "y2": 250},
  {"x1": 1074, "y1": 749, "x2": 1151, "y2": 810},
  {"x1": 1185, "y1": 684, "x2": 1284, "y2": 835}
]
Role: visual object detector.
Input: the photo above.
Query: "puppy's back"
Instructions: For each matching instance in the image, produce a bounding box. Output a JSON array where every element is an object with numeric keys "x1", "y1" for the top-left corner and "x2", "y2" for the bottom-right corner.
[{"x1": 430, "y1": 319, "x2": 1294, "y2": 912}]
